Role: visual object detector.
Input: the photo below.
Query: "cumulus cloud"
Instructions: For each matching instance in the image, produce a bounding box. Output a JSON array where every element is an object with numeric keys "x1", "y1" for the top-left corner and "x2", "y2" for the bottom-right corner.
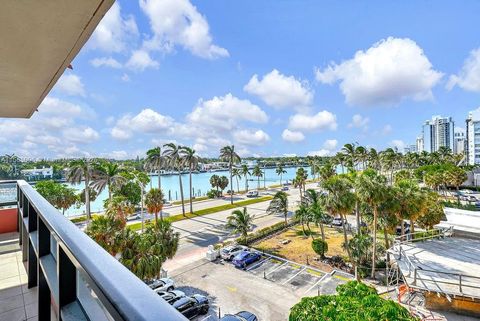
[
  {"x1": 187, "y1": 94, "x2": 268, "y2": 131},
  {"x1": 315, "y1": 37, "x2": 443, "y2": 106},
  {"x1": 233, "y1": 129, "x2": 270, "y2": 146},
  {"x1": 288, "y1": 110, "x2": 337, "y2": 131},
  {"x1": 55, "y1": 74, "x2": 86, "y2": 96},
  {"x1": 390, "y1": 139, "x2": 406, "y2": 151},
  {"x1": 63, "y1": 127, "x2": 100, "y2": 144},
  {"x1": 139, "y1": 0, "x2": 228, "y2": 59},
  {"x1": 244, "y1": 69, "x2": 313, "y2": 110},
  {"x1": 281, "y1": 129, "x2": 305, "y2": 143},
  {"x1": 126, "y1": 50, "x2": 160, "y2": 71},
  {"x1": 348, "y1": 114, "x2": 369, "y2": 130},
  {"x1": 111, "y1": 108, "x2": 174, "y2": 140},
  {"x1": 90, "y1": 57, "x2": 122, "y2": 68},
  {"x1": 447, "y1": 48, "x2": 480, "y2": 92},
  {"x1": 323, "y1": 139, "x2": 338, "y2": 151},
  {"x1": 89, "y1": 2, "x2": 138, "y2": 53},
  {"x1": 307, "y1": 149, "x2": 333, "y2": 157}
]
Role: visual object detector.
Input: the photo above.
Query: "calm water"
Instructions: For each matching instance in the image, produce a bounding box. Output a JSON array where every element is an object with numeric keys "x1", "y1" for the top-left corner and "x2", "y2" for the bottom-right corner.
[{"x1": 64, "y1": 166, "x2": 310, "y2": 216}]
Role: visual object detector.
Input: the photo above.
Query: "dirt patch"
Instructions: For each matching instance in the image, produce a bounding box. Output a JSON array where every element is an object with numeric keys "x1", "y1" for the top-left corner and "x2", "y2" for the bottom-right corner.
[{"x1": 253, "y1": 224, "x2": 350, "y2": 272}]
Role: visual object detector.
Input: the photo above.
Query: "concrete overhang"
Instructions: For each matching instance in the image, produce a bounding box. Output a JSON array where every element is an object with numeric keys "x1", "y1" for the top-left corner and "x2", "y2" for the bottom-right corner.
[{"x1": 0, "y1": 0, "x2": 114, "y2": 118}]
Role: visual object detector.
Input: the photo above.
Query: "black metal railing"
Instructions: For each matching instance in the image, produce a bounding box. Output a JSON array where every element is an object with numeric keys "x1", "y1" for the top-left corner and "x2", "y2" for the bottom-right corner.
[{"x1": 7, "y1": 180, "x2": 187, "y2": 321}]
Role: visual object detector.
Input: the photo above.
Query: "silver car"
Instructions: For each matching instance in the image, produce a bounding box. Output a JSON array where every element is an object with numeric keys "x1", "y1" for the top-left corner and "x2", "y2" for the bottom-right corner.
[
  {"x1": 146, "y1": 277, "x2": 175, "y2": 291},
  {"x1": 220, "y1": 245, "x2": 249, "y2": 260}
]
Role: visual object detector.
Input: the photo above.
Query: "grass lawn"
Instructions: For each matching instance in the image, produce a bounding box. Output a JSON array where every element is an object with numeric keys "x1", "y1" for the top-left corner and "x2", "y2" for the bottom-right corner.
[
  {"x1": 127, "y1": 195, "x2": 273, "y2": 231},
  {"x1": 172, "y1": 196, "x2": 209, "y2": 205},
  {"x1": 253, "y1": 224, "x2": 350, "y2": 272}
]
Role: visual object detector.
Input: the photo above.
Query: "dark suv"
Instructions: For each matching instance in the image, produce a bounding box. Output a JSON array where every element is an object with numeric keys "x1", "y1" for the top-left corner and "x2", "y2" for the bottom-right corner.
[{"x1": 172, "y1": 294, "x2": 209, "y2": 319}]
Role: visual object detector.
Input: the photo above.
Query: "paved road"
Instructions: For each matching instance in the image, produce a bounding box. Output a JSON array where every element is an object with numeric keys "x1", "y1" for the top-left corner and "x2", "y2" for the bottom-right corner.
[{"x1": 163, "y1": 184, "x2": 317, "y2": 272}]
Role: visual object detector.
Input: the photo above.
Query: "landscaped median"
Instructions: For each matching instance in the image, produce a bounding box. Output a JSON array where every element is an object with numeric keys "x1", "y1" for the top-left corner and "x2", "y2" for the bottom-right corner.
[{"x1": 127, "y1": 195, "x2": 273, "y2": 231}]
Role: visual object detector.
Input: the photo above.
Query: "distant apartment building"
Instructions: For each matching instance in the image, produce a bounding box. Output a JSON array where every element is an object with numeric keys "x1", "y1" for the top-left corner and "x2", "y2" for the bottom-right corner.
[
  {"x1": 403, "y1": 144, "x2": 417, "y2": 154},
  {"x1": 20, "y1": 166, "x2": 53, "y2": 180},
  {"x1": 419, "y1": 115, "x2": 455, "y2": 153},
  {"x1": 454, "y1": 128, "x2": 466, "y2": 155},
  {"x1": 466, "y1": 109, "x2": 480, "y2": 165},
  {"x1": 416, "y1": 135, "x2": 424, "y2": 153}
]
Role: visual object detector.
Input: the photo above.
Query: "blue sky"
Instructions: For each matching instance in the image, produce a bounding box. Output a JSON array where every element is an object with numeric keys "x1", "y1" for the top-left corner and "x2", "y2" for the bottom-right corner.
[{"x1": 2, "y1": 0, "x2": 480, "y2": 159}]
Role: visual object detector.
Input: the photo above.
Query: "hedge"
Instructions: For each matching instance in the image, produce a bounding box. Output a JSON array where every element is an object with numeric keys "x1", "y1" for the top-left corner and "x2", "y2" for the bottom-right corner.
[{"x1": 238, "y1": 219, "x2": 298, "y2": 245}]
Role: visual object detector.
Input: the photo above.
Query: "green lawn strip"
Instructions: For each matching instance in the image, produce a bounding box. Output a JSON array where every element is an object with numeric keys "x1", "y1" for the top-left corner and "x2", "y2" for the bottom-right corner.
[
  {"x1": 128, "y1": 196, "x2": 273, "y2": 231},
  {"x1": 171, "y1": 196, "x2": 209, "y2": 205}
]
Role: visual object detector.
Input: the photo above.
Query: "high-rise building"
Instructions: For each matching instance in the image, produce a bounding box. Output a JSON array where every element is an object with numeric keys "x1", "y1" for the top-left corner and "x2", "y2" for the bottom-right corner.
[
  {"x1": 466, "y1": 109, "x2": 480, "y2": 165},
  {"x1": 420, "y1": 115, "x2": 455, "y2": 153},
  {"x1": 416, "y1": 135, "x2": 424, "y2": 153},
  {"x1": 454, "y1": 128, "x2": 466, "y2": 155}
]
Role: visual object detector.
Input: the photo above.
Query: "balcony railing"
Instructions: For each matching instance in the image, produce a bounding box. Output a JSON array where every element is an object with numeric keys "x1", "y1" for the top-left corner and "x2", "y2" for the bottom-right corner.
[{"x1": 3, "y1": 180, "x2": 187, "y2": 321}]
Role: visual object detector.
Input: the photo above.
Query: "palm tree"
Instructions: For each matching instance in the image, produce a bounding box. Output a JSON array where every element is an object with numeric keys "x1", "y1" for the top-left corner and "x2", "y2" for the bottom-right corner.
[
  {"x1": 232, "y1": 167, "x2": 242, "y2": 192},
  {"x1": 145, "y1": 188, "x2": 164, "y2": 222},
  {"x1": 226, "y1": 207, "x2": 253, "y2": 244},
  {"x1": 322, "y1": 176, "x2": 356, "y2": 264},
  {"x1": 318, "y1": 161, "x2": 336, "y2": 183},
  {"x1": 91, "y1": 161, "x2": 127, "y2": 201},
  {"x1": 304, "y1": 189, "x2": 329, "y2": 241},
  {"x1": 276, "y1": 163, "x2": 287, "y2": 186},
  {"x1": 85, "y1": 214, "x2": 124, "y2": 256},
  {"x1": 66, "y1": 158, "x2": 94, "y2": 222},
  {"x1": 252, "y1": 165, "x2": 263, "y2": 190},
  {"x1": 446, "y1": 166, "x2": 467, "y2": 204},
  {"x1": 294, "y1": 203, "x2": 310, "y2": 236},
  {"x1": 146, "y1": 147, "x2": 164, "y2": 190},
  {"x1": 220, "y1": 145, "x2": 241, "y2": 204},
  {"x1": 294, "y1": 167, "x2": 308, "y2": 201},
  {"x1": 342, "y1": 143, "x2": 357, "y2": 172},
  {"x1": 355, "y1": 146, "x2": 368, "y2": 170},
  {"x1": 355, "y1": 169, "x2": 386, "y2": 278},
  {"x1": 104, "y1": 195, "x2": 134, "y2": 228},
  {"x1": 240, "y1": 164, "x2": 250, "y2": 192},
  {"x1": 210, "y1": 174, "x2": 220, "y2": 195},
  {"x1": 180, "y1": 146, "x2": 200, "y2": 214},
  {"x1": 163, "y1": 143, "x2": 186, "y2": 216},
  {"x1": 368, "y1": 148, "x2": 380, "y2": 170},
  {"x1": 380, "y1": 148, "x2": 397, "y2": 184},
  {"x1": 267, "y1": 191, "x2": 289, "y2": 224}
]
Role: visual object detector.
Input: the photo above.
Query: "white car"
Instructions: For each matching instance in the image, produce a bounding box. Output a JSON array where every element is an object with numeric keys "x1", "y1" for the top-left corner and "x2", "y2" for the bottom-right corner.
[
  {"x1": 146, "y1": 278, "x2": 175, "y2": 291},
  {"x1": 246, "y1": 190, "x2": 259, "y2": 198},
  {"x1": 126, "y1": 214, "x2": 141, "y2": 221},
  {"x1": 220, "y1": 245, "x2": 249, "y2": 260}
]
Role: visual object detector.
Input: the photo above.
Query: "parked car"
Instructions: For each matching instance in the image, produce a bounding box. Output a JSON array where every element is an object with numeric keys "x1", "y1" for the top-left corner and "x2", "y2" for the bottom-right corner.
[
  {"x1": 146, "y1": 277, "x2": 175, "y2": 291},
  {"x1": 395, "y1": 222, "x2": 411, "y2": 236},
  {"x1": 466, "y1": 195, "x2": 478, "y2": 202},
  {"x1": 331, "y1": 216, "x2": 346, "y2": 227},
  {"x1": 281, "y1": 185, "x2": 289, "y2": 191},
  {"x1": 220, "y1": 311, "x2": 258, "y2": 321},
  {"x1": 156, "y1": 290, "x2": 185, "y2": 304},
  {"x1": 232, "y1": 251, "x2": 261, "y2": 269},
  {"x1": 126, "y1": 213, "x2": 141, "y2": 221},
  {"x1": 220, "y1": 245, "x2": 249, "y2": 260},
  {"x1": 459, "y1": 189, "x2": 474, "y2": 195},
  {"x1": 246, "y1": 190, "x2": 259, "y2": 198},
  {"x1": 476, "y1": 201, "x2": 480, "y2": 209},
  {"x1": 172, "y1": 294, "x2": 209, "y2": 319}
]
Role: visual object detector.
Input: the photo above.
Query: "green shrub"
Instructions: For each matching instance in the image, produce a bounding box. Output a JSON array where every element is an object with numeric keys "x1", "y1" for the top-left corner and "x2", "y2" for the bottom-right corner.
[
  {"x1": 289, "y1": 281, "x2": 418, "y2": 321},
  {"x1": 311, "y1": 239, "x2": 328, "y2": 258},
  {"x1": 207, "y1": 189, "x2": 222, "y2": 198},
  {"x1": 239, "y1": 219, "x2": 298, "y2": 245}
]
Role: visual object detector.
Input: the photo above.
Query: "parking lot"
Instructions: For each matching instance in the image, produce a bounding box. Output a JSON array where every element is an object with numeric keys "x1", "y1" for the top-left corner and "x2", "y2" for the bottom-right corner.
[{"x1": 169, "y1": 251, "x2": 353, "y2": 320}]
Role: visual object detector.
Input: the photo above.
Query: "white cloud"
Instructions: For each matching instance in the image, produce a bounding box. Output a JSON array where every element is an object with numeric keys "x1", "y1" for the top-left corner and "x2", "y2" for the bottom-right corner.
[
  {"x1": 244, "y1": 69, "x2": 313, "y2": 110},
  {"x1": 307, "y1": 149, "x2": 333, "y2": 157},
  {"x1": 109, "y1": 150, "x2": 129, "y2": 160},
  {"x1": 348, "y1": 114, "x2": 369, "y2": 130},
  {"x1": 315, "y1": 37, "x2": 443, "y2": 106},
  {"x1": 187, "y1": 94, "x2": 268, "y2": 131},
  {"x1": 126, "y1": 50, "x2": 160, "y2": 71},
  {"x1": 390, "y1": 139, "x2": 406, "y2": 151},
  {"x1": 90, "y1": 57, "x2": 122, "y2": 68},
  {"x1": 139, "y1": 0, "x2": 228, "y2": 59},
  {"x1": 89, "y1": 2, "x2": 138, "y2": 53},
  {"x1": 281, "y1": 129, "x2": 305, "y2": 143},
  {"x1": 121, "y1": 73, "x2": 131, "y2": 82},
  {"x1": 447, "y1": 48, "x2": 480, "y2": 92},
  {"x1": 111, "y1": 127, "x2": 132, "y2": 140},
  {"x1": 323, "y1": 139, "x2": 338, "y2": 151},
  {"x1": 233, "y1": 129, "x2": 270, "y2": 146},
  {"x1": 288, "y1": 111, "x2": 337, "y2": 131},
  {"x1": 63, "y1": 127, "x2": 100, "y2": 144},
  {"x1": 111, "y1": 109, "x2": 174, "y2": 140},
  {"x1": 56, "y1": 74, "x2": 86, "y2": 96}
]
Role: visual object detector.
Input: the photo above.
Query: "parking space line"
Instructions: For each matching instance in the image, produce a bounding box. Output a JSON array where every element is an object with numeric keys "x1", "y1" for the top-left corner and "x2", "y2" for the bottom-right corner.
[
  {"x1": 282, "y1": 267, "x2": 306, "y2": 285},
  {"x1": 265, "y1": 261, "x2": 289, "y2": 276},
  {"x1": 304, "y1": 272, "x2": 331, "y2": 295},
  {"x1": 246, "y1": 257, "x2": 269, "y2": 271}
]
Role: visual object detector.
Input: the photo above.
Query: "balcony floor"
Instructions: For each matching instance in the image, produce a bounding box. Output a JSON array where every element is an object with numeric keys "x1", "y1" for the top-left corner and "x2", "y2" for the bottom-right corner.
[{"x1": 0, "y1": 232, "x2": 37, "y2": 321}]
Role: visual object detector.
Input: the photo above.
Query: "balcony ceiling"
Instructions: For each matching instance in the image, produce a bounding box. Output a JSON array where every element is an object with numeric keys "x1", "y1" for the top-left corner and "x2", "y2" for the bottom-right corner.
[{"x1": 0, "y1": 0, "x2": 114, "y2": 118}]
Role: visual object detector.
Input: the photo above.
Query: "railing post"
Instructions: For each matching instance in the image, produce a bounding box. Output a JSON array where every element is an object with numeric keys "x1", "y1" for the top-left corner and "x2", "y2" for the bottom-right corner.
[
  {"x1": 459, "y1": 274, "x2": 463, "y2": 293},
  {"x1": 413, "y1": 268, "x2": 417, "y2": 285},
  {"x1": 399, "y1": 244, "x2": 402, "y2": 260}
]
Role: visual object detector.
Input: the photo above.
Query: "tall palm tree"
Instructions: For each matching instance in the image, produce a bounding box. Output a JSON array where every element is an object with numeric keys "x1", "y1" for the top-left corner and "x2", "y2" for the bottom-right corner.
[
  {"x1": 220, "y1": 145, "x2": 241, "y2": 204},
  {"x1": 294, "y1": 203, "x2": 310, "y2": 236},
  {"x1": 226, "y1": 207, "x2": 253, "y2": 244},
  {"x1": 368, "y1": 148, "x2": 380, "y2": 170},
  {"x1": 294, "y1": 167, "x2": 308, "y2": 201},
  {"x1": 146, "y1": 147, "x2": 164, "y2": 190},
  {"x1": 104, "y1": 195, "x2": 134, "y2": 228},
  {"x1": 180, "y1": 146, "x2": 200, "y2": 214},
  {"x1": 252, "y1": 165, "x2": 263, "y2": 190},
  {"x1": 342, "y1": 143, "x2": 357, "y2": 172},
  {"x1": 240, "y1": 164, "x2": 251, "y2": 192},
  {"x1": 355, "y1": 146, "x2": 368, "y2": 170},
  {"x1": 163, "y1": 143, "x2": 186, "y2": 216},
  {"x1": 91, "y1": 161, "x2": 127, "y2": 201},
  {"x1": 322, "y1": 176, "x2": 356, "y2": 263},
  {"x1": 304, "y1": 189, "x2": 329, "y2": 241},
  {"x1": 355, "y1": 169, "x2": 386, "y2": 278},
  {"x1": 145, "y1": 188, "x2": 164, "y2": 222},
  {"x1": 232, "y1": 167, "x2": 242, "y2": 192},
  {"x1": 66, "y1": 158, "x2": 94, "y2": 221},
  {"x1": 276, "y1": 163, "x2": 287, "y2": 186},
  {"x1": 318, "y1": 161, "x2": 336, "y2": 183},
  {"x1": 267, "y1": 191, "x2": 289, "y2": 224}
]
